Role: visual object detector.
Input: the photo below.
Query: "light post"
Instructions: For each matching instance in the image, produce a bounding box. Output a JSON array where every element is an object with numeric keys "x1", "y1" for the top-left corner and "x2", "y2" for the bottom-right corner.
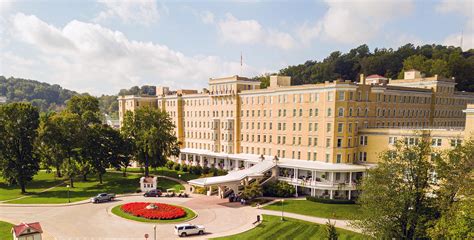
[
  {"x1": 153, "y1": 225, "x2": 156, "y2": 240},
  {"x1": 281, "y1": 199, "x2": 285, "y2": 221},
  {"x1": 67, "y1": 184, "x2": 70, "y2": 203}
]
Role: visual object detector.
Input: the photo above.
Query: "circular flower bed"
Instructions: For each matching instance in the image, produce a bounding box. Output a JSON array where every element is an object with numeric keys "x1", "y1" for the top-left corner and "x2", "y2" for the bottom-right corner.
[{"x1": 120, "y1": 202, "x2": 186, "y2": 220}]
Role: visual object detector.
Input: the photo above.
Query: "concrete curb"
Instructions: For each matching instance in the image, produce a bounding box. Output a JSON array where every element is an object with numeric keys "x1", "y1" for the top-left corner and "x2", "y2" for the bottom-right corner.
[
  {"x1": 106, "y1": 203, "x2": 199, "y2": 225},
  {"x1": 0, "y1": 193, "x2": 143, "y2": 207}
]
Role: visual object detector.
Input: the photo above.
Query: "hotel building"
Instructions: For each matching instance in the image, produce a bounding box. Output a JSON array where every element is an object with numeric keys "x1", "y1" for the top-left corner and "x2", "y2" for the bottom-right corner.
[{"x1": 119, "y1": 70, "x2": 474, "y2": 199}]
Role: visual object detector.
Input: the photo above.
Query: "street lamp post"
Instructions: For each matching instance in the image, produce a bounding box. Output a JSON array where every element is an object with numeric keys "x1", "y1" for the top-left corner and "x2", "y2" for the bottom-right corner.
[
  {"x1": 67, "y1": 184, "x2": 70, "y2": 203},
  {"x1": 281, "y1": 199, "x2": 285, "y2": 221},
  {"x1": 153, "y1": 225, "x2": 156, "y2": 240}
]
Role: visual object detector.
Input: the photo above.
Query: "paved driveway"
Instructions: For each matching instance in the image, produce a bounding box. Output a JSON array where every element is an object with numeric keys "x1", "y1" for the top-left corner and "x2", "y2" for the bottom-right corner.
[{"x1": 0, "y1": 194, "x2": 258, "y2": 240}]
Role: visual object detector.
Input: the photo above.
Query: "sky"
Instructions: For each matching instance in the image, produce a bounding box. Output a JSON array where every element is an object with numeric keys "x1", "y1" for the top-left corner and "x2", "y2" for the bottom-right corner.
[{"x1": 0, "y1": 0, "x2": 473, "y2": 95}]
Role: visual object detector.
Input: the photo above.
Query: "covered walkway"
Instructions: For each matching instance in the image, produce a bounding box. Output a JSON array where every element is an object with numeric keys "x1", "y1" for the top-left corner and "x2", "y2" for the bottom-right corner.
[{"x1": 188, "y1": 160, "x2": 276, "y2": 198}]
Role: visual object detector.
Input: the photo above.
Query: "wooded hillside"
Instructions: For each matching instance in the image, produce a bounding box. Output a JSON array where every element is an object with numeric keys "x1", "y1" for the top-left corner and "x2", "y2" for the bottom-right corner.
[{"x1": 259, "y1": 44, "x2": 474, "y2": 92}]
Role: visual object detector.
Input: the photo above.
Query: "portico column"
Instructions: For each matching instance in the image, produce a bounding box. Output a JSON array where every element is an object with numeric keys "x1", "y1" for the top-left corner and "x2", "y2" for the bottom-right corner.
[
  {"x1": 235, "y1": 160, "x2": 239, "y2": 170},
  {"x1": 331, "y1": 172, "x2": 335, "y2": 184},
  {"x1": 178, "y1": 154, "x2": 183, "y2": 164},
  {"x1": 330, "y1": 190, "x2": 334, "y2": 199},
  {"x1": 185, "y1": 154, "x2": 189, "y2": 165},
  {"x1": 295, "y1": 185, "x2": 298, "y2": 197},
  {"x1": 349, "y1": 172, "x2": 352, "y2": 185},
  {"x1": 348, "y1": 190, "x2": 352, "y2": 200},
  {"x1": 293, "y1": 168, "x2": 298, "y2": 180},
  {"x1": 199, "y1": 156, "x2": 204, "y2": 167}
]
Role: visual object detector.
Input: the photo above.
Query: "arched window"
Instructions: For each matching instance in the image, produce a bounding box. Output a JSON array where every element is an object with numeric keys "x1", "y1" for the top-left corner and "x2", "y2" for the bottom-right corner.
[{"x1": 338, "y1": 107, "x2": 344, "y2": 117}]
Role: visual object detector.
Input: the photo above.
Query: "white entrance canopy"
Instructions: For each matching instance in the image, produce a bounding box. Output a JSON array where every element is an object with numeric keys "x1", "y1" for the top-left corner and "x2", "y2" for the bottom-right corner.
[{"x1": 188, "y1": 160, "x2": 275, "y2": 187}]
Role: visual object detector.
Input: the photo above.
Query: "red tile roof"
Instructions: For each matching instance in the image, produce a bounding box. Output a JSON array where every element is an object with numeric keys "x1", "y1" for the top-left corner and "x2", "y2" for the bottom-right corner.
[
  {"x1": 12, "y1": 222, "x2": 43, "y2": 237},
  {"x1": 366, "y1": 74, "x2": 385, "y2": 79}
]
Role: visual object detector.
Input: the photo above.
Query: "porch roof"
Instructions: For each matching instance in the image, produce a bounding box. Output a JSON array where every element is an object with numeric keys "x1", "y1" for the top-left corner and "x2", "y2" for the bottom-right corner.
[{"x1": 180, "y1": 148, "x2": 373, "y2": 172}]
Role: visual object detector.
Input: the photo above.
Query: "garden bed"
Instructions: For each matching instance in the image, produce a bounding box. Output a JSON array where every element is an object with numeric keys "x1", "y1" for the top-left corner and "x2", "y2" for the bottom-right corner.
[{"x1": 111, "y1": 202, "x2": 196, "y2": 223}]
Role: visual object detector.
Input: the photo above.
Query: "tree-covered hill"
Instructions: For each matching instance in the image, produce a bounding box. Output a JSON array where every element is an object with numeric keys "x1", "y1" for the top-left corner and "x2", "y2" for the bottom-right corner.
[
  {"x1": 0, "y1": 76, "x2": 158, "y2": 117},
  {"x1": 259, "y1": 44, "x2": 474, "y2": 92},
  {"x1": 0, "y1": 76, "x2": 78, "y2": 112}
]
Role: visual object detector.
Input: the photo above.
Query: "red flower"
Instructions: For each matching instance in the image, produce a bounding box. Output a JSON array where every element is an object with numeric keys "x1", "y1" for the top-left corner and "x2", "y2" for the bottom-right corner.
[{"x1": 121, "y1": 202, "x2": 186, "y2": 220}]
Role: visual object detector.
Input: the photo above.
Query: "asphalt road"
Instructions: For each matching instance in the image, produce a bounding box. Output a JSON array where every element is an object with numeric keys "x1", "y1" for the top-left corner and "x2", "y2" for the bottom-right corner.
[{"x1": 0, "y1": 194, "x2": 258, "y2": 240}]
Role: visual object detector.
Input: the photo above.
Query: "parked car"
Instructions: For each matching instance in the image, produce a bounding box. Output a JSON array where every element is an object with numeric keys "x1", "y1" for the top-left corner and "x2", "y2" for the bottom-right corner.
[
  {"x1": 174, "y1": 224, "x2": 205, "y2": 237},
  {"x1": 144, "y1": 189, "x2": 162, "y2": 197},
  {"x1": 90, "y1": 193, "x2": 115, "y2": 203}
]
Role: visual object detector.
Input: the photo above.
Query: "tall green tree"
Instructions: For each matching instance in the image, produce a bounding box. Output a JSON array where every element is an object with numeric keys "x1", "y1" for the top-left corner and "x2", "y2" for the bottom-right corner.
[
  {"x1": 121, "y1": 106, "x2": 180, "y2": 177},
  {"x1": 66, "y1": 95, "x2": 101, "y2": 181},
  {"x1": 0, "y1": 103, "x2": 40, "y2": 193},
  {"x1": 53, "y1": 112, "x2": 81, "y2": 187},
  {"x1": 83, "y1": 124, "x2": 121, "y2": 184},
  {"x1": 352, "y1": 134, "x2": 437, "y2": 239},
  {"x1": 428, "y1": 139, "x2": 474, "y2": 239},
  {"x1": 36, "y1": 112, "x2": 66, "y2": 178}
]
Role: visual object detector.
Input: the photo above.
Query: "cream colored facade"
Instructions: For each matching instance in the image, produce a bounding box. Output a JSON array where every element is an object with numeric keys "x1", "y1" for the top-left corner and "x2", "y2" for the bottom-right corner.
[{"x1": 118, "y1": 71, "x2": 474, "y2": 199}]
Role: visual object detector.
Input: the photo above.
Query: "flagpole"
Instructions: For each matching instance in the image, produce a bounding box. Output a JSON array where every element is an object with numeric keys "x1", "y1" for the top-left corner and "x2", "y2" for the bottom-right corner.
[{"x1": 240, "y1": 51, "x2": 243, "y2": 76}]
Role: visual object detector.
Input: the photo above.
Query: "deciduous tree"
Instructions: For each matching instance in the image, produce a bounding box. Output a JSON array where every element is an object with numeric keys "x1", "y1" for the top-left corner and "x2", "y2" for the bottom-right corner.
[{"x1": 0, "y1": 103, "x2": 40, "y2": 193}]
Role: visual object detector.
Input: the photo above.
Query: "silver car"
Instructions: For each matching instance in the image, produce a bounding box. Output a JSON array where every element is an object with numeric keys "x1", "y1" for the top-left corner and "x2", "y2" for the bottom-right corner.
[{"x1": 174, "y1": 224, "x2": 205, "y2": 237}]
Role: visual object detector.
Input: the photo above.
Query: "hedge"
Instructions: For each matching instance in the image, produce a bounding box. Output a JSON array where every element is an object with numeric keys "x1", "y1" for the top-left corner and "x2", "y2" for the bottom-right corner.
[{"x1": 306, "y1": 196, "x2": 355, "y2": 204}]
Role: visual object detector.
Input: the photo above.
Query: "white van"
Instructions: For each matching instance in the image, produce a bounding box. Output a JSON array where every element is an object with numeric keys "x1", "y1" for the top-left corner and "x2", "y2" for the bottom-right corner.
[{"x1": 174, "y1": 224, "x2": 205, "y2": 237}]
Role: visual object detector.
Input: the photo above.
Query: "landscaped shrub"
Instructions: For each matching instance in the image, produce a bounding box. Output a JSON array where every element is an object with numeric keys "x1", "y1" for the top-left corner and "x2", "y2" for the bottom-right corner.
[
  {"x1": 173, "y1": 163, "x2": 181, "y2": 171},
  {"x1": 194, "y1": 186, "x2": 207, "y2": 195},
  {"x1": 165, "y1": 161, "x2": 175, "y2": 170},
  {"x1": 194, "y1": 166, "x2": 202, "y2": 175},
  {"x1": 211, "y1": 167, "x2": 218, "y2": 176},
  {"x1": 202, "y1": 166, "x2": 210, "y2": 174},
  {"x1": 306, "y1": 196, "x2": 355, "y2": 204},
  {"x1": 120, "y1": 202, "x2": 186, "y2": 219},
  {"x1": 263, "y1": 181, "x2": 296, "y2": 197},
  {"x1": 216, "y1": 169, "x2": 227, "y2": 176},
  {"x1": 180, "y1": 164, "x2": 189, "y2": 172}
]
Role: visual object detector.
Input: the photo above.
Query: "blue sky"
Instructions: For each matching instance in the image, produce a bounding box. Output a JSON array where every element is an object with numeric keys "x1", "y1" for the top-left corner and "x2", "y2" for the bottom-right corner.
[{"x1": 0, "y1": 0, "x2": 472, "y2": 95}]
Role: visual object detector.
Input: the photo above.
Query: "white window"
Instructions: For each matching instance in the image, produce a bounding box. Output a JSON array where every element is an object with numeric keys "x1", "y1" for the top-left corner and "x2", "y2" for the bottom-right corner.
[{"x1": 360, "y1": 136, "x2": 368, "y2": 146}]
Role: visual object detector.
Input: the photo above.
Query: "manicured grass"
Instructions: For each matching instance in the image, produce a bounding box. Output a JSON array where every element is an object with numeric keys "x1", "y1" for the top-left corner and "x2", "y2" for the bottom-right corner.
[
  {"x1": 0, "y1": 221, "x2": 14, "y2": 239},
  {"x1": 0, "y1": 171, "x2": 64, "y2": 201},
  {"x1": 111, "y1": 204, "x2": 196, "y2": 223},
  {"x1": 6, "y1": 172, "x2": 141, "y2": 204},
  {"x1": 212, "y1": 215, "x2": 366, "y2": 240},
  {"x1": 127, "y1": 167, "x2": 199, "y2": 181},
  {"x1": 263, "y1": 200, "x2": 361, "y2": 220},
  {"x1": 156, "y1": 178, "x2": 184, "y2": 192}
]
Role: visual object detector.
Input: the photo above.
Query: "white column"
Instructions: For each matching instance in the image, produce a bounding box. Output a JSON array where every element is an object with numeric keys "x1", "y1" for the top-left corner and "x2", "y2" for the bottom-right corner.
[
  {"x1": 331, "y1": 172, "x2": 335, "y2": 185},
  {"x1": 349, "y1": 172, "x2": 352, "y2": 185},
  {"x1": 185, "y1": 154, "x2": 189, "y2": 165},
  {"x1": 348, "y1": 190, "x2": 352, "y2": 200},
  {"x1": 295, "y1": 185, "x2": 298, "y2": 197},
  {"x1": 330, "y1": 190, "x2": 334, "y2": 199},
  {"x1": 234, "y1": 160, "x2": 239, "y2": 170}
]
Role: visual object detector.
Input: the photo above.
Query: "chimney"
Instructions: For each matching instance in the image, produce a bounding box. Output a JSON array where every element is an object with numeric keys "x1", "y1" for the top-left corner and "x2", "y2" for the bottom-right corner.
[{"x1": 360, "y1": 74, "x2": 365, "y2": 85}]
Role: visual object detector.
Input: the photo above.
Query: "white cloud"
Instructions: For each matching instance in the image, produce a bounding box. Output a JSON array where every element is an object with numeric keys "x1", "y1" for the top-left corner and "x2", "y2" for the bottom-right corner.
[
  {"x1": 3, "y1": 13, "x2": 260, "y2": 95},
  {"x1": 200, "y1": 11, "x2": 215, "y2": 24},
  {"x1": 94, "y1": 0, "x2": 161, "y2": 25},
  {"x1": 298, "y1": 0, "x2": 415, "y2": 45},
  {"x1": 436, "y1": 0, "x2": 474, "y2": 50},
  {"x1": 444, "y1": 33, "x2": 474, "y2": 50},
  {"x1": 0, "y1": 0, "x2": 15, "y2": 14},
  {"x1": 218, "y1": 13, "x2": 295, "y2": 50}
]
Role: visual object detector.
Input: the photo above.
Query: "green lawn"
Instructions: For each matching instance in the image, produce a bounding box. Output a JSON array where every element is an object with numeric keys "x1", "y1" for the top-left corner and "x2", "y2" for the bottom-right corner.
[
  {"x1": 4, "y1": 172, "x2": 185, "y2": 204},
  {"x1": 156, "y1": 178, "x2": 184, "y2": 192},
  {"x1": 0, "y1": 221, "x2": 14, "y2": 239},
  {"x1": 111, "y1": 204, "x2": 196, "y2": 223},
  {"x1": 213, "y1": 215, "x2": 366, "y2": 240},
  {"x1": 263, "y1": 200, "x2": 361, "y2": 220},
  {"x1": 5, "y1": 172, "x2": 141, "y2": 204},
  {"x1": 127, "y1": 167, "x2": 199, "y2": 181},
  {"x1": 0, "y1": 171, "x2": 64, "y2": 202}
]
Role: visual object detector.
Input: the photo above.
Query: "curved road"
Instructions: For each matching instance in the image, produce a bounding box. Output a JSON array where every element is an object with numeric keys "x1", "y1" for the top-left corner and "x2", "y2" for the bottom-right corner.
[{"x1": 0, "y1": 194, "x2": 258, "y2": 240}]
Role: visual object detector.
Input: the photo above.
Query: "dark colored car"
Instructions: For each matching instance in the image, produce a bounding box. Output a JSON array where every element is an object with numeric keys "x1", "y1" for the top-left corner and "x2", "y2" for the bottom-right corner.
[{"x1": 144, "y1": 189, "x2": 162, "y2": 197}]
